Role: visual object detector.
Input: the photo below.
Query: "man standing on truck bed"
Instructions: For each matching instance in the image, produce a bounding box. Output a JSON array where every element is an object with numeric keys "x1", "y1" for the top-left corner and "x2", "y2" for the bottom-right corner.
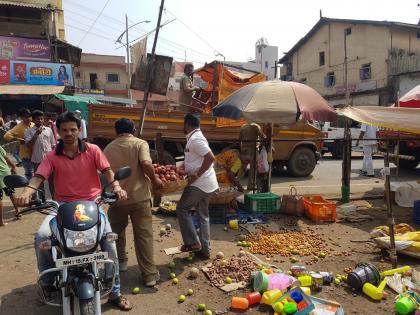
[
  {"x1": 239, "y1": 122, "x2": 266, "y2": 190},
  {"x1": 356, "y1": 123, "x2": 377, "y2": 177},
  {"x1": 179, "y1": 63, "x2": 200, "y2": 113}
]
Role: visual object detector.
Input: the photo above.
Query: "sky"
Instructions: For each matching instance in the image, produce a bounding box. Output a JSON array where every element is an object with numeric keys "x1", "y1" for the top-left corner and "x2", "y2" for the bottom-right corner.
[{"x1": 63, "y1": 0, "x2": 420, "y2": 66}]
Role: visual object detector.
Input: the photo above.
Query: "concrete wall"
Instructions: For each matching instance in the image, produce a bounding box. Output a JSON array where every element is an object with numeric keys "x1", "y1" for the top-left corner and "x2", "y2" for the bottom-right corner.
[
  {"x1": 255, "y1": 45, "x2": 278, "y2": 79},
  {"x1": 1, "y1": 0, "x2": 65, "y2": 40},
  {"x1": 74, "y1": 54, "x2": 129, "y2": 96}
]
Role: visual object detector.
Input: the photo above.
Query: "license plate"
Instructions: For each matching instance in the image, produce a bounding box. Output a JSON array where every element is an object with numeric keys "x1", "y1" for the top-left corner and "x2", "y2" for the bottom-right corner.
[{"x1": 56, "y1": 252, "x2": 109, "y2": 268}]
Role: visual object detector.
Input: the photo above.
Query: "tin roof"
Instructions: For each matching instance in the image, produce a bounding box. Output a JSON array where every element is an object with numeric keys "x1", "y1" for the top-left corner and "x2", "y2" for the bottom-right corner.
[{"x1": 0, "y1": 1, "x2": 54, "y2": 10}]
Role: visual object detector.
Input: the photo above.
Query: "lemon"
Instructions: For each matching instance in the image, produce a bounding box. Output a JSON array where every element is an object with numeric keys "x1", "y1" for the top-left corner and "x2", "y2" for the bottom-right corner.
[
  {"x1": 172, "y1": 278, "x2": 179, "y2": 285},
  {"x1": 169, "y1": 272, "x2": 176, "y2": 279},
  {"x1": 132, "y1": 287, "x2": 140, "y2": 294},
  {"x1": 178, "y1": 295, "x2": 186, "y2": 303},
  {"x1": 198, "y1": 303, "x2": 206, "y2": 311},
  {"x1": 187, "y1": 288, "x2": 194, "y2": 295},
  {"x1": 225, "y1": 276, "x2": 233, "y2": 284}
]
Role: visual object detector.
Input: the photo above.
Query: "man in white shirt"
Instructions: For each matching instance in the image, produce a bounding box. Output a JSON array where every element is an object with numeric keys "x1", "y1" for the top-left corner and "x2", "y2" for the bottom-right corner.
[
  {"x1": 176, "y1": 114, "x2": 219, "y2": 259},
  {"x1": 356, "y1": 123, "x2": 377, "y2": 177},
  {"x1": 74, "y1": 110, "x2": 87, "y2": 140}
]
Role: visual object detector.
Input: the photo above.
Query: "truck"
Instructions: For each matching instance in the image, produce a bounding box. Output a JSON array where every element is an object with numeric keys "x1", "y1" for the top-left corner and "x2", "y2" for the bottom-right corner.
[
  {"x1": 88, "y1": 61, "x2": 325, "y2": 177},
  {"x1": 377, "y1": 87, "x2": 420, "y2": 170}
]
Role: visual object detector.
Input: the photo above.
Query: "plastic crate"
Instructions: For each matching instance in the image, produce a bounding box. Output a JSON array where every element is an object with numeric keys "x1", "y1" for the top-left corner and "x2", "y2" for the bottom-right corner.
[
  {"x1": 303, "y1": 195, "x2": 336, "y2": 222},
  {"x1": 209, "y1": 203, "x2": 229, "y2": 224},
  {"x1": 244, "y1": 192, "x2": 281, "y2": 214}
]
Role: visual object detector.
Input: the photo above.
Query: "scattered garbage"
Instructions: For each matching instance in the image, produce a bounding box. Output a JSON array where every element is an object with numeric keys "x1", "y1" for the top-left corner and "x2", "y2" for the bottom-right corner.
[{"x1": 346, "y1": 262, "x2": 381, "y2": 290}]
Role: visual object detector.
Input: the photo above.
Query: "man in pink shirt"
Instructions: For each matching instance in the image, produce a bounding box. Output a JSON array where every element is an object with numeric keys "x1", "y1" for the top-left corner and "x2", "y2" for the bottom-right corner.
[{"x1": 15, "y1": 111, "x2": 132, "y2": 311}]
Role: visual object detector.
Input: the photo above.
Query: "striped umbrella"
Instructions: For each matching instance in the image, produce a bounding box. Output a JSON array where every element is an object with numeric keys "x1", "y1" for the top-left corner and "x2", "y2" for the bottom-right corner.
[{"x1": 212, "y1": 80, "x2": 337, "y2": 123}]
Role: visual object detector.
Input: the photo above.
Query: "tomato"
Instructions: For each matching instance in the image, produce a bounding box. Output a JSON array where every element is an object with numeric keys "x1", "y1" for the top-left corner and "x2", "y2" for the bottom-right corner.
[{"x1": 170, "y1": 175, "x2": 177, "y2": 181}]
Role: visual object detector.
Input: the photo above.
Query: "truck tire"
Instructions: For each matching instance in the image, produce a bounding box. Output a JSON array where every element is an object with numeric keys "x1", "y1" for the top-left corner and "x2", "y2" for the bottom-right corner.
[
  {"x1": 287, "y1": 147, "x2": 316, "y2": 177},
  {"x1": 398, "y1": 159, "x2": 419, "y2": 170},
  {"x1": 150, "y1": 150, "x2": 176, "y2": 165},
  {"x1": 80, "y1": 298, "x2": 95, "y2": 315},
  {"x1": 331, "y1": 140, "x2": 343, "y2": 159}
]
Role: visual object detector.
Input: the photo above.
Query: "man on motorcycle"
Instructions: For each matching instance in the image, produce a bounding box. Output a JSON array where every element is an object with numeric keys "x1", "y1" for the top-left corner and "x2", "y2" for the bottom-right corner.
[{"x1": 15, "y1": 111, "x2": 133, "y2": 311}]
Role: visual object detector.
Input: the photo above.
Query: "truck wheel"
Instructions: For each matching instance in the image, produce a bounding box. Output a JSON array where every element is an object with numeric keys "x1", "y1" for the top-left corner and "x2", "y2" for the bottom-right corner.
[
  {"x1": 331, "y1": 140, "x2": 343, "y2": 159},
  {"x1": 398, "y1": 159, "x2": 419, "y2": 170},
  {"x1": 287, "y1": 147, "x2": 316, "y2": 177},
  {"x1": 150, "y1": 150, "x2": 176, "y2": 165}
]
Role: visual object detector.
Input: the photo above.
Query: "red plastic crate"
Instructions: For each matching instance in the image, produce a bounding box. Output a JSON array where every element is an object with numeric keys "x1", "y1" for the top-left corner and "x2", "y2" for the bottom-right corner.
[{"x1": 303, "y1": 196, "x2": 336, "y2": 222}]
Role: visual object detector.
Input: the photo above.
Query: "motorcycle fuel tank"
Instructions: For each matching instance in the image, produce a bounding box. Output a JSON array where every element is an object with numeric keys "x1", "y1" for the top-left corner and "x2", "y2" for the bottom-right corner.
[{"x1": 58, "y1": 201, "x2": 99, "y2": 231}]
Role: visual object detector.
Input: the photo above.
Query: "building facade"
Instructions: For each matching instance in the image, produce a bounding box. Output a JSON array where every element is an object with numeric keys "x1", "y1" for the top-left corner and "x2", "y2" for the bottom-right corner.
[
  {"x1": 279, "y1": 18, "x2": 420, "y2": 106},
  {"x1": 74, "y1": 53, "x2": 130, "y2": 98},
  {"x1": 228, "y1": 39, "x2": 279, "y2": 80},
  {"x1": 0, "y1": 0, "x2": 65, "y2": 40}
]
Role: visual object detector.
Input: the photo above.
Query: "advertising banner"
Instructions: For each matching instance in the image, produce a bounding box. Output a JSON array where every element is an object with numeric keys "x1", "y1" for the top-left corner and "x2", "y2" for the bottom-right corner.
[
  {"x1": 0, "y1": 36, "x2": 51, "y2": 61},
  {"x1": 10, "y1": 61, "x2": 73, "y2": 86},
  {"x1": 0, "y1": 59, "x2": 10, "y2": 84}
]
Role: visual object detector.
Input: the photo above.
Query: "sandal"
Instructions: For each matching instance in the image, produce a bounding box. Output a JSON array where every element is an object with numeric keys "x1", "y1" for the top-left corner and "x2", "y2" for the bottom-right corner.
[
  {"x1": 180, "y1": 243, "x2": 202, "y2": 253},
  {"x1": 108, "y1": 295, "x2": 133, "y2": 311}
]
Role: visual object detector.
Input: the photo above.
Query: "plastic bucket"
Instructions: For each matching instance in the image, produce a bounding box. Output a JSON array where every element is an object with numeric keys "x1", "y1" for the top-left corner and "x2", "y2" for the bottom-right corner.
[
  {"x1": 347, "y1": 263, "x2": 380, "y2": 290},
  {"x1": 413, "y1": 200, "x2": 420, "y2": 224}
]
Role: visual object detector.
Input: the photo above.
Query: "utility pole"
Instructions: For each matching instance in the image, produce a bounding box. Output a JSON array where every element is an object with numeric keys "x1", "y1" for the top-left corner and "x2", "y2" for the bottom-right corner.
[
  {"x1": 341, "y1": 28, "x2": 351, "y2": 203},
  {"x1": 139, "y1": 0, "x2": 165, "y2": 135},
  {"x1": 125, "y1": 14, "x2": 132, "y2": 100},
  {"x1": 272, "y1": 60, "x2": 278, "y2": 79}
]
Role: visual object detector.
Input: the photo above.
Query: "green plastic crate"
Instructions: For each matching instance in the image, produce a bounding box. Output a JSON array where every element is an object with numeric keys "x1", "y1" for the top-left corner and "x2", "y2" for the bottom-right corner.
[{"x1": 244, "y1": 192, "x2": 281, "y2": 214}]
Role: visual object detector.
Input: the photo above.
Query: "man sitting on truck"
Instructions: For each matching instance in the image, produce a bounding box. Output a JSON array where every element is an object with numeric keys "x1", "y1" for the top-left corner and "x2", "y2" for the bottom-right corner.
[{"x1": 178, "y1": 63, "x2": 200, "y2": 113}]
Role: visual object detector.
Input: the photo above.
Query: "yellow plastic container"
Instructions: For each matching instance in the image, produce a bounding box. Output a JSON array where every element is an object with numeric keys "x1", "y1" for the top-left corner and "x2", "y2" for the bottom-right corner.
[
  {"x1": 229, "y1": 219, "x2": 239, "y2": 230},
  {"x1": 380, "y1": 266, "x2": 411, "y2": 277},
  {"x1": 298, "y1": 275, "x2": 312, "y2": 287},
  {"x1": 301, "y1": 287, "x2": 311, "y2": 296},
  {"x1": 261, "y1": 289, "x2": 283, "y2": 305},
  {"x1": 362, "y1": 279, "x2": 387, "y2": 300},
  {"x1": 273, "y1": 301, "x2": 284, "y2": 313}
]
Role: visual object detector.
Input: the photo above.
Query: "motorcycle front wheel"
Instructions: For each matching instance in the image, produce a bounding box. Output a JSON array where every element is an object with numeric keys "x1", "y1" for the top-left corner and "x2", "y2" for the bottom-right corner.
[{"x1": 79, "y1": 298, "x2": 95, "y2": 315}]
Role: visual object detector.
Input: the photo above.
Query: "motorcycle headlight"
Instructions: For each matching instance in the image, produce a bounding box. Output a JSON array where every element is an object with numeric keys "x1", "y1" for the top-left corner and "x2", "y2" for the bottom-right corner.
[{"x1": 64, "y1": 226, "x2": 98, "y2": 253}]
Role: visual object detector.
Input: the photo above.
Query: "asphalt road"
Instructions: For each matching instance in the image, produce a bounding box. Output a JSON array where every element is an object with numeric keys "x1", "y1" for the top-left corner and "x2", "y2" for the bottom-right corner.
[{"x1": 268, "y1": 154, "x2": 420, "y2": 198}]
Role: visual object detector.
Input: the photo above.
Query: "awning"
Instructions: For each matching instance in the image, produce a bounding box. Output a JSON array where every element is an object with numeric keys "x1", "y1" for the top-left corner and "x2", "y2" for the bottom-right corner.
[
  {"x1": 0, "y1": 0, "x2": 53, "y2": 10},
  {"x1": 0, "y1": 85, "x2": 65, "y2": 95},
  {"x1": 75, "y1": 94, "x2": 137, "y2": 106},
  {"x1": 340, "y1": 105, "x2": 420, "y2": 134},
  {"x1": 47, "y1": 94, "x2": 101, "y2": 121}
]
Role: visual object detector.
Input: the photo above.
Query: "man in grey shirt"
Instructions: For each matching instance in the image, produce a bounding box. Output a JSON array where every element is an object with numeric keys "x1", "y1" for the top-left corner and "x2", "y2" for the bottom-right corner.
[{"x1": 25, "y1": 110, "x2": 55, "y2": 196}]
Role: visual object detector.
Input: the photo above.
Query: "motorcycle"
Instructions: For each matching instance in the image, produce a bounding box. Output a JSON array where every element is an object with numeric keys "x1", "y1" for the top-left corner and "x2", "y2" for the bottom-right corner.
[{"x1": 4, "y1": 167, "x2": 131, "y2": 315}]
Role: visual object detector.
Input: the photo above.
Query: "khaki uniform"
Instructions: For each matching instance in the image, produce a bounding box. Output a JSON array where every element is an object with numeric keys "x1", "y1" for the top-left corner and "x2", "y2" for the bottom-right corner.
[
  {"x1": 104, "y1": 136, "x2": 159, "y2": 282},
  {"x1": 239, "y1": 123, "x2": 263, "y2": 189},
  {"x1": 178, "y1": 74, "x2": 194, "y2": 112}
]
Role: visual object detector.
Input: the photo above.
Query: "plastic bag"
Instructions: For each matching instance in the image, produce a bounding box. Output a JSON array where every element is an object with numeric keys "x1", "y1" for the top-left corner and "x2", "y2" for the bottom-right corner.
[{"x1": 257, "y1": 146, "x2": 269, "y2": 173}]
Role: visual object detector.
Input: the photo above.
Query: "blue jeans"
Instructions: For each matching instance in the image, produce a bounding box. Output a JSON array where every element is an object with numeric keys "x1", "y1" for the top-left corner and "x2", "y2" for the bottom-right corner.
[
  {"x1": 21, "y1": 158, "x2": 33, "y2": 181},
  {"x1": 35, "y1": 210, "x2": 121, "y2": 299}
]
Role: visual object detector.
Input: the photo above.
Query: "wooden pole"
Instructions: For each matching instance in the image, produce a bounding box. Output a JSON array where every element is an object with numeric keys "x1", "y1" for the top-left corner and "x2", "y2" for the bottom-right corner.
[
  {"x1": 384, "y1": 137, "x2": 398, "y2": 268},
  {"x1": 153, "y1": 132, "x2": 164, "y2": 207},
  {"x1": 267, "y1": 124, "x2": 273, "y2": 192},
  {"x1": 138, "y1": 0, "x2": 165, "y2": 135}
]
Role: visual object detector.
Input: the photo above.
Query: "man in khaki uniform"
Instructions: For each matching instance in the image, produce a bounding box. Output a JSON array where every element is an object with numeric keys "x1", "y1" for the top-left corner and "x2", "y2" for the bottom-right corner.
[
  {"x1": 239, "y1": 122, "x2": 266, "y2": 190},
  {"x1": 178, "y1": 63, "x2": 200, "y2": 112},
  {"x1": 104, "y1": 118, "x2": 162, "y2": 287}
]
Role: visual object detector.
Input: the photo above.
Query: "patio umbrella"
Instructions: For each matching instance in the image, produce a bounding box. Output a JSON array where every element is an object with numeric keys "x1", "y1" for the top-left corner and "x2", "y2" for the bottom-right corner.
[
  {"x1": 212, "y1": 80, "x2": 337, "y2": 193},
  {"x1": 395, "y1": 84, "x2": 420, "y2": 108},
  {"x1": 212, "y1": 80, "x2": 337, "y2": 123}
]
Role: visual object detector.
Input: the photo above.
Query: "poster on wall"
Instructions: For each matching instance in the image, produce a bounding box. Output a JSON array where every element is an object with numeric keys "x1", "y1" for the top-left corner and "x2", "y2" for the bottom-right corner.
[
  {"x1": 9, "y1": 61, "x2": 73, "y2": 86},
  {"x1": 0, "y1": 59, "x2": 10, "y2": 84},
  {"x1": 0, "y1": 36, "x2": 51, "y2": 61}
]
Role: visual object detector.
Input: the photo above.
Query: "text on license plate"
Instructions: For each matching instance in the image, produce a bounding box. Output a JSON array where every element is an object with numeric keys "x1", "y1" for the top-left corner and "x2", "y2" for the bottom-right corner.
[{"x1": 56, "y1": 252, "x2": 108, "y2": 268}]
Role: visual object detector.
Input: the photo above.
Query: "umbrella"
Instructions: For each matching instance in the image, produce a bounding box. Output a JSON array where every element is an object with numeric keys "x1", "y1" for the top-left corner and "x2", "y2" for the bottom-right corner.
[
  {"x1": 395, "y1": 85, "x2": 420, "y2": 108},
  {"x1": 212, "y1": 80, "x2": 337, "y2": 123}
]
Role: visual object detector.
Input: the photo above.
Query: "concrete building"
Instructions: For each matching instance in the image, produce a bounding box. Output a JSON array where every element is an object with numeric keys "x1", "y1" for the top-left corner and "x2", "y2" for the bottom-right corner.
[
  {"x1": 279, "y1": 17, "x2": 420, "y2": 106},
  {"x1": 74, "y1": 53, "x2": 130, "y2": 99},
  {"x1": 0, "y1": 0, "x2": 65, "y2": 40},
  {"x1": 228, "y1": 38, "x2": 279, "y2": 80}
]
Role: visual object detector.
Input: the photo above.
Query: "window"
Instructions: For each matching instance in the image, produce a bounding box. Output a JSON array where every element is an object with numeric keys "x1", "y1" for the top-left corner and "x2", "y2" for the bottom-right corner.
[
  {"x1": 345, "y1": 27, "x2": 352, "y2": 36},
  {"x1": 265, "y1": 61, "x2": 268, "y2": 69},
  {"x1": 324, "y1": 71, "x2": 336, "y2": 87},
  {"x1": 360, "y1": 63, "x2": 371, "y2": 80},
  {"x1": 107, "y1": 73, "x2": 120, "y2": 83},
  {"x1": 319, "y1": 51, "x2": 325, "y2": 66}
]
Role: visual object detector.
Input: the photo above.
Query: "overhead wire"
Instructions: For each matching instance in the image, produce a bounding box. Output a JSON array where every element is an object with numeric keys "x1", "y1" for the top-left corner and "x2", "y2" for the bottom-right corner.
[{"x1": 77, "y1": 0, "x2": 112, "y2": 45}]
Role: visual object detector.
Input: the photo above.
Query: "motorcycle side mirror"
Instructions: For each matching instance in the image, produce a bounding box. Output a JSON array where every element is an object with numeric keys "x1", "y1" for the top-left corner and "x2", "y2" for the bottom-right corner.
[
  {"x1": 114, "y1": 166, "x2": 132, "y2": 181},
  {"x1": 4, "y1": 175, "x2": 29, "y2": 188}
]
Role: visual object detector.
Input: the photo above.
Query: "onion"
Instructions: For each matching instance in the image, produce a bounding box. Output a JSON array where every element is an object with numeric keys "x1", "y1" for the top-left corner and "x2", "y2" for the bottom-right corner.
[
  {"x1": 216, "y1": 251, "x2": 224, "y2": 259},
  {"x1": 189, "y1": 267, "x2": 199, "y2": 278}
]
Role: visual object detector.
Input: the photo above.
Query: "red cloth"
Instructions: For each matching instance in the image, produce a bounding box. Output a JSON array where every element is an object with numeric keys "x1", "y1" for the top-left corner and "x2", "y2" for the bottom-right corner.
[{"x1": 36, "y1": 143, "x2": 110, "y2": 202}]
